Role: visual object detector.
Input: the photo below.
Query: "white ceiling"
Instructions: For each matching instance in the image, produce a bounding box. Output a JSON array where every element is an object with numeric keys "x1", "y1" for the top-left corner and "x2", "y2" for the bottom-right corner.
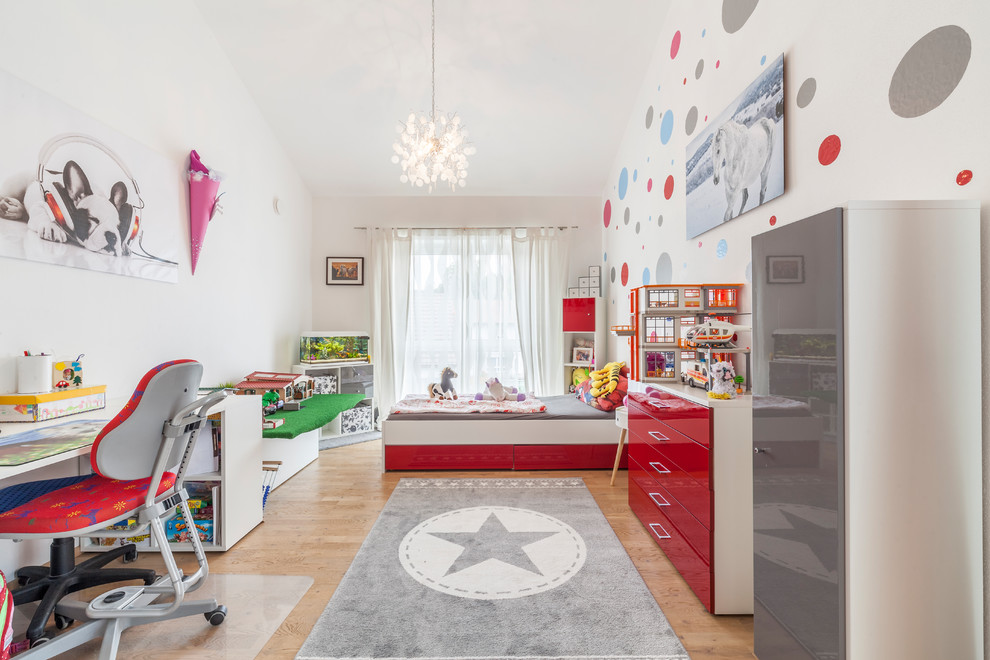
[{"x1": 193, "y1": 0, "x2": 671, "y2": 197}]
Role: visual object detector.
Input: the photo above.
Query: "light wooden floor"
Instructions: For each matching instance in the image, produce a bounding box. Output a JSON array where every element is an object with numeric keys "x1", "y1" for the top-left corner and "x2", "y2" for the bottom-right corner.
[{"x1": 127, "y1": 440, "x2": 756, "y2": 659}]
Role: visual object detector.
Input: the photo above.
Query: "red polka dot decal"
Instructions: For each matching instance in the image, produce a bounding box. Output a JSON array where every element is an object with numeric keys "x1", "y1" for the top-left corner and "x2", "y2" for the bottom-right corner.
[
  {"x1": 769, "y1": 215, "x2": 777, "y2": 226},
  {"x1": 716, "y1": 60, "x2": 720, "y2": 69},
  {"x1": 957, "y1": 169, "x2": 973, "y2": 185},
  {"x1": 647, "y1": 178, "x2": 653, "y2": 192},
  {"x1": 664, "y1": 175, "x2": 674, "y2": 200},
  {"x1": 670, "y1": 31, "x2": 681, "y2": 59},
  {"x1": 698, "y1": 241, "x2": 702, "y2": 248},
  {"x1": 603, "y1": 199, "x2": 611, "y2": 227},
  {"x1": 819, "y1": 135, "x2": 841, "y2": 165},
  {"x1": 621, "y1": 263, "x2": 629, "y2": 286}
]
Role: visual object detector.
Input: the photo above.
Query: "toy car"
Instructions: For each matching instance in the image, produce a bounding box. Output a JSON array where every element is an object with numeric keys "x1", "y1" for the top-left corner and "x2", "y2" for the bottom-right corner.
[{"x1": 681, "y1": 360, "x2": 710, "y2": 389}]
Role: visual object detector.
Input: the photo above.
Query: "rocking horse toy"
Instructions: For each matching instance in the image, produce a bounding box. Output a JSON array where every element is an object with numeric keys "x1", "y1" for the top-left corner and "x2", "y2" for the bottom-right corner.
[{"x1": 428, "y1": 367, "x2": 458, "y2": 400}]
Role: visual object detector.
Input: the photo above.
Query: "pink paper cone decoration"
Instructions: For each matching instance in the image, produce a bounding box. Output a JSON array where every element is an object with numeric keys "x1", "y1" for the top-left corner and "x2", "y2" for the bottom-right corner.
[{"x1": 187, "y1": 150, "x2": 223, "y2": 275}]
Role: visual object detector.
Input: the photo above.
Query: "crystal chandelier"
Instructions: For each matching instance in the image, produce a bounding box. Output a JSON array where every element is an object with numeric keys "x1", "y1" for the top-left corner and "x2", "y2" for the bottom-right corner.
[{"x1": 392, "y1": 0, "x2": 475, "y2": 192}]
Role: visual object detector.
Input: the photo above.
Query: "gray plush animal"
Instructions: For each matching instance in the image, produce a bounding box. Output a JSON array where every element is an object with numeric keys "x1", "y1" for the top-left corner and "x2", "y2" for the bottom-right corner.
[{"x1": 428, "y1": 367, "x2": 458, "y2": 400}]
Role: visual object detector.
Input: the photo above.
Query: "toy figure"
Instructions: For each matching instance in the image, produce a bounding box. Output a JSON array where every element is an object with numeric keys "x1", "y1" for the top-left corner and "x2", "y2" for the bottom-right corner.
[
  {"x1": 708, "y1": 361, "x2": 737, "y2": 399},
  {"x1": 428, "y1": 367, "x2": 458, "y2": 400}
]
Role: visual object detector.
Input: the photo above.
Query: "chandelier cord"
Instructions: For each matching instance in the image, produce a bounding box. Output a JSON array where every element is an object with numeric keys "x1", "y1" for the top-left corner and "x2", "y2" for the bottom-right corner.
[{"x1": 430, "y1": 0, "x2": 436, "y2": 121}]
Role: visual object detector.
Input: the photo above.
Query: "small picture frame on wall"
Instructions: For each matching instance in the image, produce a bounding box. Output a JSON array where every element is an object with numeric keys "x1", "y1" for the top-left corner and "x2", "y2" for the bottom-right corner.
[
  {"x1": 767, "y1": 255, "x2": 804, "y2": 284},
  {"x1": 589, "y1": 276, "x2": 600, "y2": 288},
  {"x1": 568, "y1": 287, "x2": 580, "y2": 297},
  {"x1": 578, "y1": 276, "x2": 590, "y2": 288},
  {"x1": 590, "y1": 287, "x2": 601, "y2": 297},
  {"x1": 326, "y1": 257, "x2": 364, "y2": 285},
  {"x1": 589, "y1": 266, "x2": 601, "y2": 277}
]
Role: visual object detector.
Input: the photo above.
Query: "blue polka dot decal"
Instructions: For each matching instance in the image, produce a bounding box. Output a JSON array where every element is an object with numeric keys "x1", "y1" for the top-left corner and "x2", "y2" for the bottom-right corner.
[
  {"x1": 618, "y1": 168, "x2": 629, "y2": 200},
  {"x1": 717, "y1": 239, "x2": 728, "y2": 258},
  {"x1": 660, "y1": 110, "x2": 674, "y2": 145},
  {"x1": 642, "y1": 267, "x2": 651, "y2": 286},
  {"x1": 633, "y1": 169, "x2": 638, "y2": 182},
  {"x1": 760, "y1": 54, "x2": 767, "y2": 65}
]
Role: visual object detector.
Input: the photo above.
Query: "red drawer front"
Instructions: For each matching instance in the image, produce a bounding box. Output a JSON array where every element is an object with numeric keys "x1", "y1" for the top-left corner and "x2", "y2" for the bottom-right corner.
[
  {"x1": 628, "y1": 473, "x2": 712, "y2": 611},
  {"x1": 628, "y1": 394, "x2": 711, "y2": 448},
  {"x1": 513, "y1": 444, "x2": 627, "y2": 470},
  {"x1": 628, "y1": 440, "x2": 711, "y2": 528},
  {"x1": 628, "y1": 456, "x2": 711, "y2": 558},
  {"x1": 628, "y1": 423, "x2": 710, "y2": 488},
  {"x1": 562, "y1": 297, "x2": 596, "y2": 332},
  {"x1": 384, "y1": 445, "x2": 513, "y2": 470}
]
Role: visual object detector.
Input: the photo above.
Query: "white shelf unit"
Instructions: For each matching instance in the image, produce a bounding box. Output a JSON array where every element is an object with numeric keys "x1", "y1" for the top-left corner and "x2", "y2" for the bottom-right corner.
[
  {"x1": 291, "y1": 361, "x2": 376, "y2": 435},
  {"x1": 82, "y1": 394, "x2": 263, "y2": 553},
  {"x1": 562, "y1": 297, "x2": 606, "y2": 394}
]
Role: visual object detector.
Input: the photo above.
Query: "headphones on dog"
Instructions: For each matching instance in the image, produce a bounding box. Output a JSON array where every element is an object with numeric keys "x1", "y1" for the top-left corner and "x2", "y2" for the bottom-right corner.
[{"x1": 35, "y1": 134, "x2": 174, "y2": 264}]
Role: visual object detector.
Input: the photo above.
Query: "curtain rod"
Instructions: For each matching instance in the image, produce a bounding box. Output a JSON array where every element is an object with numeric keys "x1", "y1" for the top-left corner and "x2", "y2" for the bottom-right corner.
[{"x1": 353, "y1": 225, "x2": 578, "y2": 230}]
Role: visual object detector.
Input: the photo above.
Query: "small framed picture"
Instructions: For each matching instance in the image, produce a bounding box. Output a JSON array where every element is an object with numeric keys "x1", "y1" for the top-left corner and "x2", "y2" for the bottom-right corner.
[
  {"x1": 568, "y1": 287, "x2": 579, "y2": 297},
  {"x1": 589, "y1": 276, "x2": 600, "y2": 288},
  {"x1": 589, "y1": 266, "x2": 601, "y2": 277},
  {"x1": 578, "y1": 276, "x2": 590, "y2": 288},
  {"x1": 573, "y1": 347, "x2": 593, "y2": 364},
  {"x1": 326, "y1": 257, "x2": 364, "y2": 285},
  {"x1": 590, "y1": 287, "x2": 601, "y2": 297},
  {"x1": 579, "y1": 287, "x2": 590, "y2": 297},
  {"x1": 767, "y1": 255, "x2": 804, "y2": 284}
]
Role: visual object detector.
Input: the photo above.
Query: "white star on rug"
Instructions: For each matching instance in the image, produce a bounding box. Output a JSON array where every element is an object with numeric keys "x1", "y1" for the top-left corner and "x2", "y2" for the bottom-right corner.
[{"x1": 428, "y1": 512, "x2": 559, "y2": 576}]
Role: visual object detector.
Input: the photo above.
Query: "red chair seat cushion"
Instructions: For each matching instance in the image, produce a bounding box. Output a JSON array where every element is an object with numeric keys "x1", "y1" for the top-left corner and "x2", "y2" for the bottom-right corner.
[{"x1": 0, "y1": 472, "x2": 175, "y2": 535}]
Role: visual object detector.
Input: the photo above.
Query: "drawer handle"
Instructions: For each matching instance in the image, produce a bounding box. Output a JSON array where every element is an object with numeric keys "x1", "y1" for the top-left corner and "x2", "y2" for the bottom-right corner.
[
  {"x1": 649, "y1": 492, "x2": 670, "y2": 507},
  {"x1": 649, "y1": 461, "x2": 671, "y2": 475},
  {"x1": 648, "y1": 523, "x2": 671, "y2": 540},
  {"x1": 648, "y1": 430, "x2": 669, "y2": 442}
]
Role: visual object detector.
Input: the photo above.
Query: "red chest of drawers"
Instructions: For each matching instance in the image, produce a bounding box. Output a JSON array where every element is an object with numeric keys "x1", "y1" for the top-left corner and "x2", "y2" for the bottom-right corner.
[{"x1": 627, "y1": 388, "x2": 752, "y2": 614}]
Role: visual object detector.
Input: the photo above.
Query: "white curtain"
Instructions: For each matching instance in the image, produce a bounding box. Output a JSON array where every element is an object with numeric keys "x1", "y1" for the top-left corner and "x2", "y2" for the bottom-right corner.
[
  {"x1": 512, "y1": 227, "x2": 571, "y2": 395},
  {"x1": 371, "y1": 226, "x2": 571, "y2": 410}
]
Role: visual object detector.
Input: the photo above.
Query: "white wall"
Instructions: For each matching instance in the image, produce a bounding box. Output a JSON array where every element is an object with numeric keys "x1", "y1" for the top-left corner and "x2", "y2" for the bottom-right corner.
[
  {"x1": 0, "y1": 2, "x2": 313, "y2": 398},
  {"x1": 311, "y1": 196, "x2": 602, "y2": 333}
]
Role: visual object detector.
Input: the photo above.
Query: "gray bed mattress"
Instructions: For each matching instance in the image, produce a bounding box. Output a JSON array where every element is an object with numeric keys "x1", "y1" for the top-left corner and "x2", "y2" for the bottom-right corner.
[{"x1": 386, "y1": 394, "x2": 615, "y2": 421}]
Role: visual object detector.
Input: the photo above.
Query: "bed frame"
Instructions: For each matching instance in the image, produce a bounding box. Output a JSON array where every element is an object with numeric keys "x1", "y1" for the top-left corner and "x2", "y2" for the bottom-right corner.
[{"x1": 382, "y1": 415, "x2": 625, "y2": 470}]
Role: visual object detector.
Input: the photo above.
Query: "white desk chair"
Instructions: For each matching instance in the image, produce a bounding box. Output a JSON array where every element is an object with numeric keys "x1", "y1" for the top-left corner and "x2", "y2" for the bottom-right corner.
[{"x1": 610, "y1": 406, "x2": 628, "y2": 486}]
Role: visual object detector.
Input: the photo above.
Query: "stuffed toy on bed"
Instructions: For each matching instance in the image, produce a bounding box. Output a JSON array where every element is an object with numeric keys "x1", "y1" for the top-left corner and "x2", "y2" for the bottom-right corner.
[
  {"x1": 428, "y1": 367, "x2": 458, "y2": 400},
  {"x1": 574, "y1": 361, "x2": 628, "y2": 412},
  {"x1": 474, "y1": 377, "x2": 528, "y2": 402}
]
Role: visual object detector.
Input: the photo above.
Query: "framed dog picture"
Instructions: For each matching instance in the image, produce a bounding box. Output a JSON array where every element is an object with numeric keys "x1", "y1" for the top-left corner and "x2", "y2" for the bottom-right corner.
[{"x1": 326, "y1": 257, "x2": 364, "y2": 285}]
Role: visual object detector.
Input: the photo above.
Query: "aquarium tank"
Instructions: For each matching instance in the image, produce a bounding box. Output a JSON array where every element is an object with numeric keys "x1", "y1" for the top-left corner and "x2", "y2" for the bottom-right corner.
[{"x1": 299, "y1": 332, "x2": 370, "y2": 363}]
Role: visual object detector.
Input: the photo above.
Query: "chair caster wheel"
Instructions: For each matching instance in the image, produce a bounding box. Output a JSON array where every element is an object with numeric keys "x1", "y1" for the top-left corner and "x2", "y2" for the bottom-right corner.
[
  {"x1": 30, "y1": 636, "x2": 50, "y2": 648},
  {"x1": 122, "y1": 547, "x2": 139, "y2": 563},
  {"x1": 54, "y1": 614, "x2": 74, "y2": 630},
  {"x1": 205, "y1": 605, "x2": 227, "y2": 626}
]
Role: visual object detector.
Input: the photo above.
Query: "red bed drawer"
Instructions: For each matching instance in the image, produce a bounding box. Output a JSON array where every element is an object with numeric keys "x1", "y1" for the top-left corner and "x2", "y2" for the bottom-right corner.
[
  {"x1": 629, "y1": 424, "x2": 710, "y2": 488},
  {"x1": 628, "y1": 443, "x2": 711, "y2": 529},
  {"x1": 513, "y1": 444, "x2": 627, "y2": 470},
  {"x1": 629, "y1": 474, "x2": 712, "y2": 610},
  {"x1": 384, "y1": 445, "x2": 513, "y2": 470}
]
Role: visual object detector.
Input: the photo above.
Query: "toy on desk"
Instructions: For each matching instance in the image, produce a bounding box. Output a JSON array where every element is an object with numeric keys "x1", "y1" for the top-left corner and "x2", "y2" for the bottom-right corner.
[
  {"x1": 261, "y1": 389, "x2": 284, "y2": 415},
  {"x1": 685, "y1": 320, "x2": 750, "y2": 347},
  {"x1": 52, "y1": 355, "x2": 85, "y2": 390},
  {"x1": 235, "y1": 371, "x2": 314, "y2": 403},
  {"x1": 474, "y1": 377, "x2": 528, "y2": 402},
  {"x1": 708, "y1": 361, "x2": 737, "y2": 399},
  {"x1": 428, "y1": 367, "x2": 458, "y2": 400}
]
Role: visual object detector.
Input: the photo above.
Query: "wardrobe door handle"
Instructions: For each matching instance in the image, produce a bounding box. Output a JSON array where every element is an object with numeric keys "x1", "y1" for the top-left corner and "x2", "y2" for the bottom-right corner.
[
  {"x1": 649, "y1": 461, "x2": 671, "y2": 475},
  {"x1": 649, "y1": 492, "x2": 670, "y2": 507},
  {"x1": 648, "y1": 523, "x2": 671, "y2": 540}
]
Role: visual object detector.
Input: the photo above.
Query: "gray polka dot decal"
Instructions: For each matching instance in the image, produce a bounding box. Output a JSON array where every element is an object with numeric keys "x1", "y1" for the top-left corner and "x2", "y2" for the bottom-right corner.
[
  {"x1": 889, "y1": 25, "x2": 970, "y2": 118},
  {"x1": 745, "y1": 261, "x2": 753, "y2": 283},
  {"x1": 635, "y1": 221, "x2": 641, "y2": 234},
  {"x1": 796, "y1": 78, "x2": 817, "y2": 108},
  {"x1": 623, "y1": 207, "x2": 630, "y2": 225},
  {"x1": 685, "y1": 106, "x2": 699, "y2": 135},
  {"x1": 657, "y1": 214, "x2": 664, "y2": 228},
  {"x1": 722, "y1": 0, "x2": 758, "y2": 34},
  {"x1": 655, "y1": 253, "x2": 673, "y2": 285},
  {"x1": 610, "y1": 266, "x2": 616, "y2": 283},
  {"x1": 645, "y1": 106, "x2": 654, "y2": 129},
  {"x1": 695, "y1": 59, "x2": 705, "y2": 80}
]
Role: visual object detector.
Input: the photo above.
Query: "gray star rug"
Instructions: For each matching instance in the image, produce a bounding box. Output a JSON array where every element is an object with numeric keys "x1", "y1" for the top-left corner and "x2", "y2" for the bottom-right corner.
[{"x1": 296, "y1": 477, "x2": 690, "y2": 660}]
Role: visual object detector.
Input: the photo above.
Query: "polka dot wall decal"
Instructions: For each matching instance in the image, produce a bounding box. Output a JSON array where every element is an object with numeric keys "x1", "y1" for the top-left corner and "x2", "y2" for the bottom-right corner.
[
  {"x1": 664, "y1": 175, "x2": 674, "y2": 200},
  {"x1": 660, "y1": 110, "x2": 674, "y2": 145},
  {"x1": 819, "y1": 135, "x2": 841, "y2": 165},
  {"x1": 716, "y1": 60, "x2": 720, "y2": 69},
  {"x1": 670, "y1": 31, "x2": 681, "y2": 59},
  {"x1": 621, "y1": 263, "x2": 629, "y2": 286},
  {"x1": 957, "y1": 170, "x2": 973, "y2": 185},
  {"x1": 618, "y1": 168, "x2": 629, "y2": 200},
  {"x1": 698, "y1": 241, "x2": 702, "y2": 248},
  {"x1": 683, "y1": 78, "x2": 688, "y2": 85},
  {"x1": 760, "y1": 55, "x2": 767, "y2": 66},
  {"x1": 722, "y1": 0, "x2": 758, "y2": 34},
  {"x1": 610, "y1": 266, "x2": 616, "y2": 283},
  {"x1": 717, "y1": 239, "x2": 728, "y2": 258},
  {"x1": 635, "y1": 221, "x2": 641, "y2": 234},
  {"x1": 745, "y1": 261, "x2": 752, "y2": 283},
  {"x1": 603, "y1": 251, "x2": 607, "y2": 262},
  {"x1": 796, "y1": 78, "x2": 817, "y2": 108},
  {"x1": 624, "y1": 207, "x2": 631, "y2": 225},
  {"x1": 889, "y1": 25, "x2": 971, "y2": 118},
  {"x1": 603, "y1": 200, "x2": 611, "y2": 227},
  {"x1": 769, "y1": 215, "x2": 777, "y2": 226},
  {"x1": 702, "y1": 28, "x2": 706, "y2": 37},
  {"x1": 634, "y1": 170, "x2": 639, "y2": 182},
  {"x1": 695, "y1": 59, "x2": 705, "y2": 79},
  {"x1": 643, "y1": 267, "x2": 651, "y2": 286},
  {"x1": 647, "y1": 178, "x2": 653, "y2": 192},
  {"x1": 656, "y1": 253, "x2": 673, "y2": 284},
  {"x1": 685, "y1": 106, "x2": 699, "y2": 135},
  {"x1": 646, "y1": 105, "x2": 655, "y2": 129},
  {"x1": 657, "y1": 214, "x2": 664, "y2": 227}
]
